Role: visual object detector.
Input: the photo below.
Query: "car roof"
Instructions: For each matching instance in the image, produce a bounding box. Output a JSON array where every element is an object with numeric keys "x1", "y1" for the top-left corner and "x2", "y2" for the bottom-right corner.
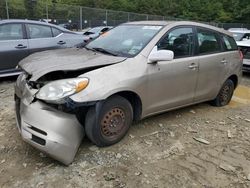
[
  {"x1": 0, "y1": 19, "x2": 73, "y2": 33},
  {"x1": 124, "y1": 20, "x2": 232, "y2": 36},
  {"x1": 229, "y1": 30, "x2": 250, "y2": 34}
]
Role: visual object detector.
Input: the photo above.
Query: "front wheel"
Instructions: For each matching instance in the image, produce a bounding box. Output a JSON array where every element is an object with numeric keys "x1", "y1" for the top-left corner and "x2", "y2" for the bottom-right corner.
[
  {"x1": 85, "y1": 96, "x2": 133, "y2": 147},
  {"x1": 210, "y1": 79, "x2": 235, "y2": 107}
]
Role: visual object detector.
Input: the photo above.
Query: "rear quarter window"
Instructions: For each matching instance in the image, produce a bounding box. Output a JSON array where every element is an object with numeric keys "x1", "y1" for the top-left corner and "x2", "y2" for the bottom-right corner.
[
  {"x1": 52, "y1": 27, "x2": 63, "y2": 37},
  {"x1": 222, "y1": 35, "x2": 238, "y2": 51}
]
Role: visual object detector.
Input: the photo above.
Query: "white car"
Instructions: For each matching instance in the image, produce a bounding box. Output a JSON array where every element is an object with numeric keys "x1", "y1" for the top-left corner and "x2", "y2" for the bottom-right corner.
[
  {"x1": 229, "y1": 28, "x2": 250, "y2": 72},
  {"x1": 229, "y1": 28, "x2": 250, "y2": 42}
]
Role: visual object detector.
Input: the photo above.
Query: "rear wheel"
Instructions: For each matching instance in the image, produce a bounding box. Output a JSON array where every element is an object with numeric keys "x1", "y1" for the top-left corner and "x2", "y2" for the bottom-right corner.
[
  {"x1": 210, "y1": 79, "x2": 234, "y2": 107},
  {"x1": 85, "y1": 96, "x2": 133, "y2": 146}
]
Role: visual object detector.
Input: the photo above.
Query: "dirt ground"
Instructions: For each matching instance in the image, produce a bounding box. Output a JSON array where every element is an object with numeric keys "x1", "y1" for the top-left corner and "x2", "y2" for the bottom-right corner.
[{"x1": 0, "y1": 74, "x2": 250, "y2": 188}]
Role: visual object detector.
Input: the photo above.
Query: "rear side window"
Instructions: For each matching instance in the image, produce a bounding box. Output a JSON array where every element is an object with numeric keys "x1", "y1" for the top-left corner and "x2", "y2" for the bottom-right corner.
[
  {"x1": 52, "y1": 27, "x2": 62, "y2": 37},
  {"x1": 157, "y1": 27, "x2": 194, "y2": 58},
  {"x1": 197, "y1": 28, "x2": 221, "y2": 54},
  {"x1": 27, "y1": 24, "x2": 52, "y2": 39},
  {"x1": 222, "y1": 35, "x2": 238, "y2": 51},
  {"x1": 0, "y1": 24, "x2": 23, "y2": 40}
]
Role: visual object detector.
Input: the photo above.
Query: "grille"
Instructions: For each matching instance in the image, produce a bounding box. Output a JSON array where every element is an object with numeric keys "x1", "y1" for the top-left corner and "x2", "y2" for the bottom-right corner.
[
  {"x1": 29, "y1": 126, "x2": 47, "y2": 136},
  {"x1": 31, "y1": 135, "x2": 46, "y2": 146}
]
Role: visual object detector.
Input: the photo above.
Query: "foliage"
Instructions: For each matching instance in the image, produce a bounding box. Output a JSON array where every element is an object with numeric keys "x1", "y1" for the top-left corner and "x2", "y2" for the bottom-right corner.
[{"x1": 1, "y1": 0, "x2": 250, "y2": 23}]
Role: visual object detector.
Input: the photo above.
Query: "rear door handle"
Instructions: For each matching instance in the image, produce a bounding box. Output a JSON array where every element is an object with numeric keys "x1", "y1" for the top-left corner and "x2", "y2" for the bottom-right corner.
[
  {"x1": 188, "y1": 63, "x2": 199, "y2": 70},
  {"x1": 221, "y1": 59, "x2": 228, "y2": 64},
  {"x1": 57, "y1": 41, "x2": 66, "y2": 45},
  {"x1": 15, "y1": 44, "x2": 27, "y2": 49}
]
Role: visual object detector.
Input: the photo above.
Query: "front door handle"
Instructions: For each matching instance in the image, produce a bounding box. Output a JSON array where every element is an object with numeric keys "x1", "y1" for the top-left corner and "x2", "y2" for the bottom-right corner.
[
  {"x1": 188, "y1": 63, "x2": 199, "y2": 70},
  {"x1": 221, "y1": 59, "x2": 228, "y2": 64},
  {"x1": 15, "y1": 44, "x2": 27, "y2": 49},
  {"x1": 57, "y1": 41, "x2": 66, "y2": 45}
]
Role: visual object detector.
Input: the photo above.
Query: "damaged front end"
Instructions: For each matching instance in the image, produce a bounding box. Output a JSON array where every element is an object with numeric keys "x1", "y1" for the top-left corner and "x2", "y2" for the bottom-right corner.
[
  {"x1": 14, "y1": 48, "x2": 127, "y2": 164},
  {"x1": 14, "y1": 71, "x2": 95, "y2": 165}
]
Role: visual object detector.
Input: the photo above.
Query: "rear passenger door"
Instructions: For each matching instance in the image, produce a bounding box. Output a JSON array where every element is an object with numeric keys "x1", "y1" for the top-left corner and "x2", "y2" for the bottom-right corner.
[
  {"x1": 53, "y1": 27, "x2": 82, "y2": 47},
  {"x1": 26, "y1": 24, "x2": 65, "y2": 54},
  {"x1": 51, "y1": 27, "x2": 68, "y2": 47},
  {"x1": 194, "y1": 27, "x2": 227, "y2": 102},
  {"x1": 0, "y1": 23, "x2": 29, "y2": 71}
]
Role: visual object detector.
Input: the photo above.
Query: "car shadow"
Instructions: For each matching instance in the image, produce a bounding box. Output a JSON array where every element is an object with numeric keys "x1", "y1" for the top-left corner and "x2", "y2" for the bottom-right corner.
[{"x1": 0, "y1": 76, "x2": 18, "y2": 83}]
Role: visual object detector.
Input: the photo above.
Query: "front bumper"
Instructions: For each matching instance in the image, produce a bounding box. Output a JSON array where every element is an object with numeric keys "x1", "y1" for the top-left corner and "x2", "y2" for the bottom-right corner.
[{"x1": 14, "y1": 74, "x2": 84, "y2": 165}]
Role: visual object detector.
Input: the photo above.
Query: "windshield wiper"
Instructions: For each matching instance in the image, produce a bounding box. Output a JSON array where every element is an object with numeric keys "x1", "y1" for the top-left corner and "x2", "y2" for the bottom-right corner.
[{"x1": 91, "y1": 47, "x2": 118, "y2": 56}]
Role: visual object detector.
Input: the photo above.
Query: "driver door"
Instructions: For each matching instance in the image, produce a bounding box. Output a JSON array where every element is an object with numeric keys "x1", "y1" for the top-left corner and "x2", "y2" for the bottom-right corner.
[{"x1": 145, "y1": 27, "x2": 199, "y2": 115}]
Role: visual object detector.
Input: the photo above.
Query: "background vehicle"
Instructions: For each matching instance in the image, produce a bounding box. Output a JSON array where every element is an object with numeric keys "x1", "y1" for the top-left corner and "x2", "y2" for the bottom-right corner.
[
  {"x1": 238, "y1": 44, "x2": 250, "y2": 72},
  {"x1": 228, "y1": 28, "x2": 250, "y2": 72},
  {"x1": 15, "y1": 21, "x2": 241, "y2": 165},
  {"x1": 58, "y1": 22, "x2": 79, "y2": 30},
  {"x1": 83, "y1": 26, "x2": 113, "y2": 42},
  {"x1": 228, "y1": 28, "x2": 250, "y2": 42},
  {"x1": 0, "y1": 19, "x2": 86, "y2": 77}
]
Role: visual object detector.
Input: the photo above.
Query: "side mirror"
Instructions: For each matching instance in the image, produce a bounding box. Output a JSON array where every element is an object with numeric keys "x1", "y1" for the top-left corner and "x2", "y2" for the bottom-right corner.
[{"x1": 148, "y1": 49, "x2": 174, "y2": 63}]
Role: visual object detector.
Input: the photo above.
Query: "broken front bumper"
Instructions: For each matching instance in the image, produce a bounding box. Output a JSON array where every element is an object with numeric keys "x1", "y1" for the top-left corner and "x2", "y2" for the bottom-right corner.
[{"x1": 14, "y1": 74, "x2": 84, "y2": 165}]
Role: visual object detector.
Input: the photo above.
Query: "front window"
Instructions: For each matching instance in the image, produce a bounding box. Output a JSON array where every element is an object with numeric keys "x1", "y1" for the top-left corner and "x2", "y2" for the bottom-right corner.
[
  {"x1": 86, "y1": 25, "x2": 163, "y2": 57},
  {"x1": 157, "y1": 27, "x2": 194, "y2": 58}
]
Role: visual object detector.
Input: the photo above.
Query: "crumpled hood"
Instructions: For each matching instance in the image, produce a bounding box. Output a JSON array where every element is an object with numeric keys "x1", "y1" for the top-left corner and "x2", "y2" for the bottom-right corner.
[{"x1": 19, "y1": 48, "x2": 126, "y2": 81}]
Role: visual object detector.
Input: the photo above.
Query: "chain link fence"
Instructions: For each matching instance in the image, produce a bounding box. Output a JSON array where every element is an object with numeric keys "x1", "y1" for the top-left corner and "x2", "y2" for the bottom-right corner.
[
  {"x1": 0, "y1": 0, "x2": 179, "y2": 30},
  {"x1": 1, "y1": 0, "x2": 250, "y2": 30}
]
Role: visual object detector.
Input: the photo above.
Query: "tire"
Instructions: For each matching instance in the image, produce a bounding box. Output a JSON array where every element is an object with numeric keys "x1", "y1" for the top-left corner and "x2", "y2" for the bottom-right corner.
[
  {"x1": 85, "y1": 96, "x2": 133, "y2": 147},
  {"x1": 210, "y1": 79, "x2": 234, "y2": 107}
]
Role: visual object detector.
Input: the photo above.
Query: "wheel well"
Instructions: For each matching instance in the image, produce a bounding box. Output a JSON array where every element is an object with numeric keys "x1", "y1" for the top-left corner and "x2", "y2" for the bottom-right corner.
[
  {"x1": 228, "y1": 75, "x2": 238, "y2": 89},
  {"x1": 110, "y1": 91, "x2": 142, "y2": 121}
]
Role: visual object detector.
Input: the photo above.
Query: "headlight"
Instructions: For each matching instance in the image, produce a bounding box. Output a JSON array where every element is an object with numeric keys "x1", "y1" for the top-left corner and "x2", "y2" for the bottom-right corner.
[{"x1": 36, "y1": 78, "x2": 89, "y2": 102}]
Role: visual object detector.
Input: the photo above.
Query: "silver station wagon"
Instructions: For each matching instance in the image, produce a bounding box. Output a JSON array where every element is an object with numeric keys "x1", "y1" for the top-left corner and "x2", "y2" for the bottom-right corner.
[{"x1": 15, "y1": 21, "x2": 242, "y2": 165}]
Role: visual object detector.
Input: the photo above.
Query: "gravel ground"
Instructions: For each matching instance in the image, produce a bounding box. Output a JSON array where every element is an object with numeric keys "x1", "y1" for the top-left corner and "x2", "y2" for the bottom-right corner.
[{"x1": 0, "y1": 74, "x2": 250, "y2": 188}]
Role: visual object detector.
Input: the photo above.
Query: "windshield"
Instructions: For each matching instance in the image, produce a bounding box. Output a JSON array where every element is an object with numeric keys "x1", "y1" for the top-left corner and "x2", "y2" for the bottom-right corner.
[
  {"x1": 232, "y1": 32, "x2": 245, "y2": 41},
  {"x1": 86, "y1": 25, "x2": 163, "y2": 57}
]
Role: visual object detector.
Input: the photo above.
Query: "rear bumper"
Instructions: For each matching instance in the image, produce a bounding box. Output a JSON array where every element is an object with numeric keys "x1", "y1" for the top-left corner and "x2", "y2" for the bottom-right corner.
[{"x1": 14, "y1": 76, "x2": 84, "y2": 165}]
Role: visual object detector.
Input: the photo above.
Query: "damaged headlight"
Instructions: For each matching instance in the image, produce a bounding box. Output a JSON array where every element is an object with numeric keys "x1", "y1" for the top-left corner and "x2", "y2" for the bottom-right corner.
[{"x1": 36, "y1": 78, "x2": 89, "y2": 102}]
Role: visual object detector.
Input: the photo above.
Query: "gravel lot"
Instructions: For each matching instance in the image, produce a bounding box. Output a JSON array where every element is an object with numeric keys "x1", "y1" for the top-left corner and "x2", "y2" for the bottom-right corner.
[{"x1": 0, "y1": 73, "x2": 250, "y2": 188}]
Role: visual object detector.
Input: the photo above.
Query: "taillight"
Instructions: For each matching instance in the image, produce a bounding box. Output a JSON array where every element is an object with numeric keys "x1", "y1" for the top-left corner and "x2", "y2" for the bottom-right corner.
[{"x1": 239, "y1": 50, "x2": 243, "y2": 61}]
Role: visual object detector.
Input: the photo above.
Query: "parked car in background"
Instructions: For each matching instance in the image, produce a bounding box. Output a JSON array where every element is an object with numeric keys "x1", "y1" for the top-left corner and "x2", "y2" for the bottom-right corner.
[
  {"x1": 237, "y1": 43, "x2": 250, "y2": 72},
  {"x1": 228, "y1": 28, "x2": 250, "y2": 72},
  {"x1": 0, "y1": 19, "x2": 86, "y2": 77},
  {"x1": 15, "y1": 21, "x2": 242, "y2": 165},
  {"x1": 83, "y1": 26, "x2": 113, "y2": 41},
  {"x1": 58, "y1": 22, "x2": 79, "y2": 31},
  {"x1": 228, "y1": 28, "x2": 250, "y2": 42}
]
